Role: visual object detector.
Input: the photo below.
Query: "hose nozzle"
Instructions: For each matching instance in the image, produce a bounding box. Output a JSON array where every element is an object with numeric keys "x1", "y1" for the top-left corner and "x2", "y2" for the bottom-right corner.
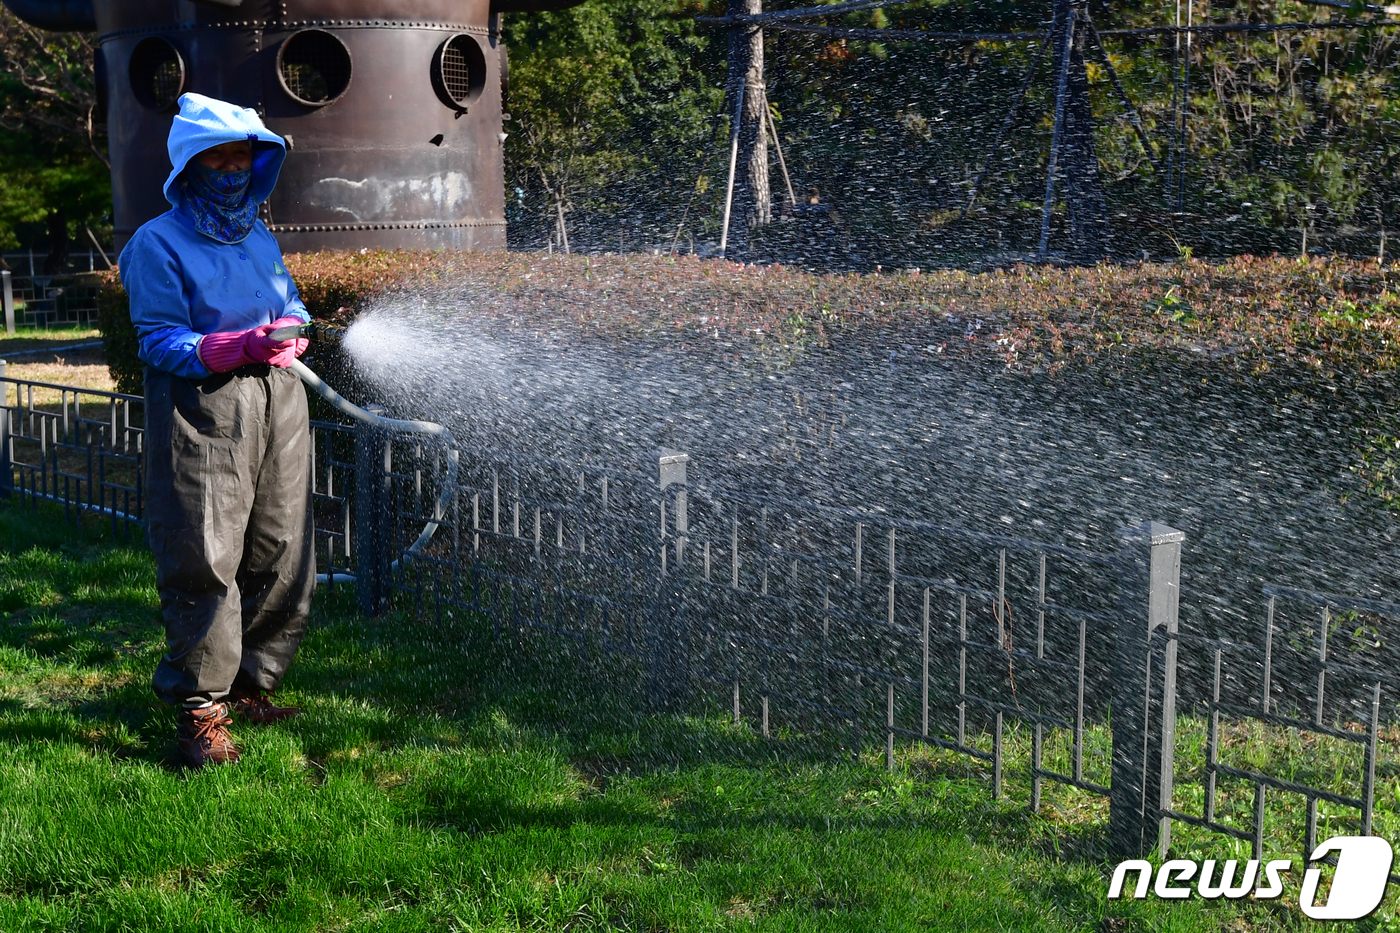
[{"x1": 268, "y1": 321, "x2": 346, "y2": 345}]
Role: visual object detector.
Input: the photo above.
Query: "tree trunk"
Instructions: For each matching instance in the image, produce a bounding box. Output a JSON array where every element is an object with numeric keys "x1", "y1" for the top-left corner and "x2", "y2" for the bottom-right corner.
[
  {"x1": 726, "y1": 0, "x2": 770, "y2": 257},
  {"x1": 741, "y1": 0, "x2": 770, "y2": 233}
]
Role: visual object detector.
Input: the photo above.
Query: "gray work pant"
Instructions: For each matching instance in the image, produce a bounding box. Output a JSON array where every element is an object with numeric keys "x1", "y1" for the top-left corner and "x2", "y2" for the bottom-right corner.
[{"x1": 145, "y1": 365, "x2": 315, "y2": 706}]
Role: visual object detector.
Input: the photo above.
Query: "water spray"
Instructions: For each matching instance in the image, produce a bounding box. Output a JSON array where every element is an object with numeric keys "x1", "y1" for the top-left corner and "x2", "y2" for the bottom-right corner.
[{"x1": 282, "y1": 323, "x2": 459, "y2": 584}]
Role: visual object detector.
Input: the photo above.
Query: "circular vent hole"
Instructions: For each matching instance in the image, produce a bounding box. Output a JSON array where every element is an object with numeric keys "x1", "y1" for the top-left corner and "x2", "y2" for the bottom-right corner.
[
  {"x1": 278, "y1": 30, "x2": 352, "y2": 106},
  {"x1": 432, "y1": 34, "x2": 486, "y2": 110},
  {"x1": 129, "y1": 37, "x2": 185, "y2": 112}
]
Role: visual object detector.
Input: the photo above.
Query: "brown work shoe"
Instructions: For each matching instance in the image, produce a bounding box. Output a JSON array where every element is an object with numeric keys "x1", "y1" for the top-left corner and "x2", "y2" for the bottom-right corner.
[
  {"x1": 230, "y1": 690, "x2": 301, "y2": 725},
  {"x1": 176, "y1": 703, "x2": 240, "y2": 769}
]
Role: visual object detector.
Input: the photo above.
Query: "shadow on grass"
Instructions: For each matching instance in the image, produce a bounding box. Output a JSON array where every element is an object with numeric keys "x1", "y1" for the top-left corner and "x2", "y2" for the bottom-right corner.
[
  {"x1": 285, "y1": 585, "x2": 1120, "y2": 864},
  {"x1": 0, "y1": 501, "x2": 1117, "y2": 875}
]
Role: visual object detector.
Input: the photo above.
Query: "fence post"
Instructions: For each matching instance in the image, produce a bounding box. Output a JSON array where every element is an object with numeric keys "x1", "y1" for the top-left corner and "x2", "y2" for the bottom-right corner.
[
  {"x1": 0, "y1": 359, "x2": 9, "y2": 498},
  {"x1": 2, "y1": 271, "x2": 13, "y2": 335},
  {"x1": 1112, "y1": 521, "x2": 1184, "y2": 858},
  {"x1": 660, "y1": 450, "x2": 689, "y2": 565},
  {"x1": 650, "y1": 449, "x2": 691, "y2": 707},
  {"x1": 354, "y1": 414, "x2": 392, "y2": 616}
]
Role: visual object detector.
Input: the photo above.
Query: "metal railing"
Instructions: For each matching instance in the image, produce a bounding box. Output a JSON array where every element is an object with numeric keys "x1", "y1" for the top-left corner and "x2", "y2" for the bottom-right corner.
[
  {"x1": 1, "y1": 369, "x2": 1390, "y2": 864},
  {"x1": 0, "y1": 268, "x2": 105, "y2": 332},
  {"x1": 677, "y1": 485, "x2": 1127, "y2": 810},
  {"x1": 309, "y1": 420, "x2": 355, "y2": 584},
  {"x1": 335, "y1": 419, "x2": 1274, "y2": 859},
  {"x1": 1164, "y1": 585, "x2": 1399, "y2": 874},
  {"x1": 2, "y1": 248, "x2": 112, "y2": 277},
  {"x1": 0, "y1": 367, "x2": 143, "y2": 534}
]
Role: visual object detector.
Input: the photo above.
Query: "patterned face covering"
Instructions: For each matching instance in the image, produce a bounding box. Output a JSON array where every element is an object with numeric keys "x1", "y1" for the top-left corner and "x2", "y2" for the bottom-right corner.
[{"x1": 180, "y1": 160, "x2": 257, "y2": 244}]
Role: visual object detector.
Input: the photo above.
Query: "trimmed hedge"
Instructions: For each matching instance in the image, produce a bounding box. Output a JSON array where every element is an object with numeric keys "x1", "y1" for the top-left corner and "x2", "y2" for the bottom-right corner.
[
  {"x1": 96, "y1": 269, "x2": 142, "y2": 394},
  {"x1": 98, "y1": 250, "x2": 1400, "y2": 393}
]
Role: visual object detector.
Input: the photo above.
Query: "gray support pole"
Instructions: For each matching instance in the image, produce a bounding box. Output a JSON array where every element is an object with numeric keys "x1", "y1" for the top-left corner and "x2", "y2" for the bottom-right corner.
[
  {"x1": 1178, "y1": 0, "x2": 1192, "y2": 212},
  {"x1": 719, "y1": 74, "x2": 746, "y2": 259},
  {"x1": 1038, "y1": 1, "x2": 1076, "y2": 260},
  {"x1": 1112, "y1": 521, "x2": 1184, "y2": 858},
  {"x1": 1060, "y1": 3, "x2": 1111, "y2": 257},
  {"x1": 766, "y1": 102, "x2": 796, "y2": 209},
  {"x1": 1085, "y1": 20, "x2": 1161, "y2": 178},
  {"x1": 2, "y1": 271, "x2": 13, "y2": 335},
  {"x1": 85, "y1": 227, "x2": 112, "y2": 269}
]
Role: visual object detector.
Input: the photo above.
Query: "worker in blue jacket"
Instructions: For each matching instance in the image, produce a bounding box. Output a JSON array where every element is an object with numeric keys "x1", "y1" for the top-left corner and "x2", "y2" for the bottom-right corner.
[{"x1": 120, "y1": 93, "x2": 314, "y2": 769}]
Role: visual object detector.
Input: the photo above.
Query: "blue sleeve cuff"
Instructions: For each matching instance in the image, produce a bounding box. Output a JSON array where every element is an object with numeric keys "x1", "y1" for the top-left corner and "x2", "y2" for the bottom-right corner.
[{"x1": 138, "y1": 326, "x2": 211, "y2": 380}]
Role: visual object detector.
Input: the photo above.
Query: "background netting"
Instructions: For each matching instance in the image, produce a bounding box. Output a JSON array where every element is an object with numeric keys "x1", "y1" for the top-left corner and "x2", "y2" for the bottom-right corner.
[{"x1": 503, "y1": 0, "x2": 1400, "y2": 269}]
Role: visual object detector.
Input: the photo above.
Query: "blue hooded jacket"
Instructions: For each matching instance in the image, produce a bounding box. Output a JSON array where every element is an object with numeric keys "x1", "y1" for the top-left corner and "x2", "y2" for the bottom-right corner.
[{"x1": 118, "y1": 93, "x2": 309, "y2": 380}]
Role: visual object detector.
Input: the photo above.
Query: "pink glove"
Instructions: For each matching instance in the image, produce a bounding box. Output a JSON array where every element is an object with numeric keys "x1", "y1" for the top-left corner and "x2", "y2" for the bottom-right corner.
[
  {"x1": 259, "y1": 316, "x2": 309, "y2": 368},
  {"x1": 197, "y1": 329, "x2": 257, "y2": 373},
  {"x1": 197, "y1": 317, "x2": 306, "y2": 373},
  {"x1": 266, "y1": 336, "x2": 309, "y2": 368}
]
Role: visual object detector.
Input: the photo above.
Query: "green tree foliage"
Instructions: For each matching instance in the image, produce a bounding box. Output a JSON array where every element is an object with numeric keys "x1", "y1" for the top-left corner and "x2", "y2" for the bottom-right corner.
[
  {"x1": 0, "y1": 9, "x2": 110, "y2": 266},
  {"x1": 1180, "y1": 1, "x2": 1400, "y2": 244},
  {"x1": 501, "y1": 0, "x2": 724, "y2": 250},
  {"x1": 504, "y1": 0, "x2": 1400, "y2": 261},
  {"x1": 759, "y1": 0, "x2": 1400, "y2": 258},
  {"x1": 3, "y1": 2, "x2": 1390, "y2": 264}
]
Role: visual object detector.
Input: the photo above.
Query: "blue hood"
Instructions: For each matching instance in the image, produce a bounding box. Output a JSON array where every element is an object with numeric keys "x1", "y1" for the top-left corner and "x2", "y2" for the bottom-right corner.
[{"x1": 162, "y1": 93, "x2": 286, "y2": 208}]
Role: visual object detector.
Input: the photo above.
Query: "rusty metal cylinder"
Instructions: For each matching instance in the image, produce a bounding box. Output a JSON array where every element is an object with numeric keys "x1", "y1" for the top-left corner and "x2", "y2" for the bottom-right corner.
[{"x1": 85, "y1": 0, "x2": 508, "y2": 252}]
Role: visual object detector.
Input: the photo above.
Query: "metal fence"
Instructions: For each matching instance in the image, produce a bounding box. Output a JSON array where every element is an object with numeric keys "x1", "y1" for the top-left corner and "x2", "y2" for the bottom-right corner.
[
  {"x1": 2, "y1": 249, "x2": 112, "y2": 277},
  {"x1": 0, "y1": 265, "x2": 106, "y2": 332},
  {"x1": 1, "y1": 369, "x2": 1391, "y2": 863},
  {"x1": 1165, "y1": 584, "x2": 1399, "y2": 881},
  {"x1": 0, "y1": 369, "x2": 143, "y2": 532},
  {"x1": 678, "y1": 484, "x2": 1130, "y2": 806}
]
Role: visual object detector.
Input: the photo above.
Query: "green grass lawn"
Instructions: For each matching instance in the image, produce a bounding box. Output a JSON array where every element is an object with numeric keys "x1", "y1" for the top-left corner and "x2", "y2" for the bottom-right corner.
[
  {"x1": 0, "y1": 327, "x2": 102, "y2": 353},
  {"x1": 0, "y1": 504, "x2": 1385, "y2": 932}
]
